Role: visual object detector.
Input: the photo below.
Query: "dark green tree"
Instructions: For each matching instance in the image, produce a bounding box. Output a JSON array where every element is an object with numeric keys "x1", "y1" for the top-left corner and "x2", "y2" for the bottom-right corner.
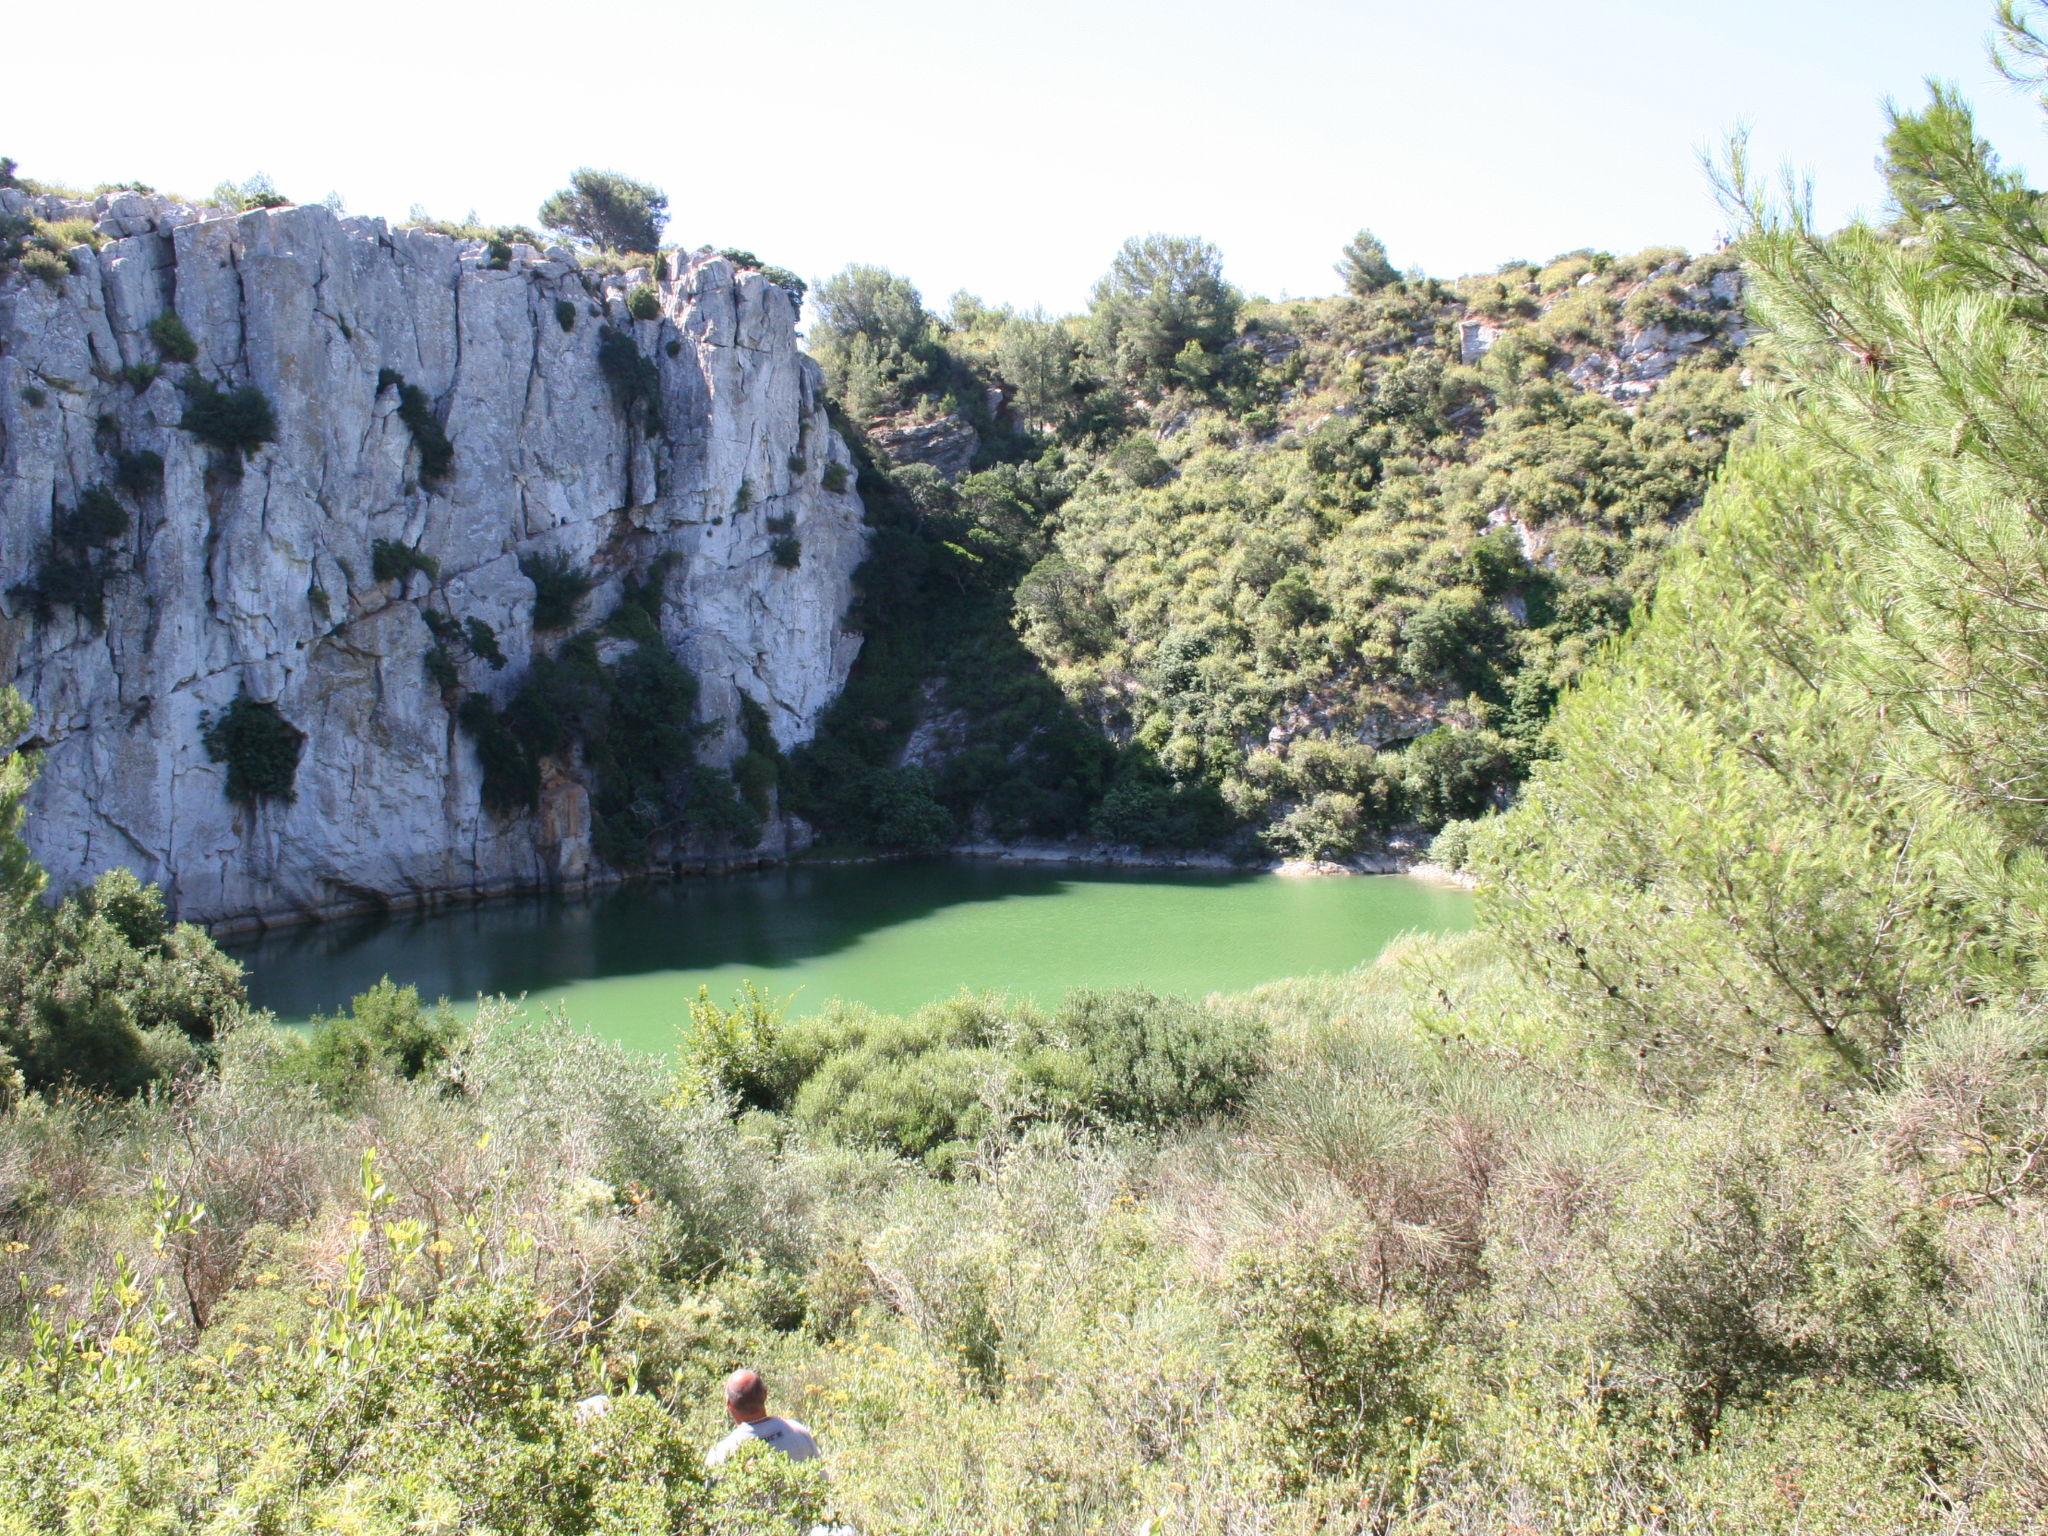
[
  {"x1": 538, "y1": 169, "x2": 668, "y2": 254},
  {"x1": 1337, "y1": 228, "x2": 1399, "y2": 295},
  {"x1": 1087, "y1": 234, "x2": 1240, "y2": 392}
]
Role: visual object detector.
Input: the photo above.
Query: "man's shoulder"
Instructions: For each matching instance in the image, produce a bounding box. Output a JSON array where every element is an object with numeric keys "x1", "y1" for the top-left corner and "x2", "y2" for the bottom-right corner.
[
  {"x1": 706, "y1": 1424, "x2": 753, "y2": 1466},
  {"x1": 759, "y1": 1416, "x2": 819, "y2": 1458}
]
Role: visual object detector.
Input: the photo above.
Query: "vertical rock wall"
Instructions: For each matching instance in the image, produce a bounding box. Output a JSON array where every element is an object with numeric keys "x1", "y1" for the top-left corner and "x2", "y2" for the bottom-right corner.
[{"x1": 0, "y1": 191, "x2": 867, "y2": 929}]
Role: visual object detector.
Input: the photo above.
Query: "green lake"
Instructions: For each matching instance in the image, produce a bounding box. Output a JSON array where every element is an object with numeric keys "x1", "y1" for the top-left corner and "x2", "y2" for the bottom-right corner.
[{"x1": 224, "y1": 859, "x2": 1473, "y2": 1052}]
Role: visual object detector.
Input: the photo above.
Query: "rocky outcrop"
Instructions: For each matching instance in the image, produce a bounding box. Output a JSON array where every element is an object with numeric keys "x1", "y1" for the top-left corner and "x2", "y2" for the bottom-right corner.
[
  {"x1": 0, "y1": 190, "x2": 868, "y2": 929},
  {"x1": 867, "y1": 411, "x2": 979, "y2": 479}
]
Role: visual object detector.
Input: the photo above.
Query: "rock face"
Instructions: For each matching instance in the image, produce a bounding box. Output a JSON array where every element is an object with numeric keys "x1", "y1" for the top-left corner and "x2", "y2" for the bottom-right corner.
[
  {"x1": 866, "y1": 411, "x2": 979, "y2": 480},
  {"x1": 0, "y1": 191, "x2": 868, "y2": 929}
]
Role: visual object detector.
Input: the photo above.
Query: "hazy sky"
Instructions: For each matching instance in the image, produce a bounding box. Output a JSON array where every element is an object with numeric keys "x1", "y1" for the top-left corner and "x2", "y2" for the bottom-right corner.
[{"x1": 10, "y1": 0, "x2": 2044, "y2": 313}]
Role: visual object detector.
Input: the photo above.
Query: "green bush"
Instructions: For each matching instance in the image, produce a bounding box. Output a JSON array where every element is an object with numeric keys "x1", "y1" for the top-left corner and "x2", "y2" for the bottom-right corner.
[
  {"x1": 771, "y1": 533, "x2": 802, "y2": 568},
  {"x1": 627, "y1": 283, "x2": 661, "y2": 321},
  {"x1": 1019, "y1": 988, "x2": 1267, "y2": 1129},
  {"x1": 296, "y1": 977, "x2": 466, "y2": 1107},
  {"x1": 201, "y1": 688, "x2": 305, "y2": 806},
  {"x1": 785, "y1": 995, "x2": 1011, "y2": 1171},
  {"x1": 1427, "y1": 815, "x2": 1485, "y2": 870},
  {"x1": 113, "y1": 448, "x2": 163, "y2": 496},
  {"x1": 178, "y1": 377, "x2": 276, "y2": 458},
  {"x1": 597, "y1": 325, "x2": 661, "y2": 431},
  {"x1": 821, "y1": 461, "x2": 850, "y2": 493},
  {"x1": 11, "y1": 484, "x2": 132, "y2": 629},
  {"x1": 0, "y1": 776, "x2": 246, "y2": 1099},
  {"x1": 423, "y1": 643, "x2": 459, "y2": 693},
  {"x1": 1398, "y1": 726, "x2": 1515, "y2": 827},
  {"x1": 58, "y1": 484, "x2": 127, "y2": 546},
  {"x1": 520, "y1": 550, "x2": 596, "y2": 631},
  {"x1": 681, "y1": 981, "x2": 798, "y2": 1111},
  {"x1": 555, "y1": 298, "x2": 577, "y2": 332},
  {"x1": 147, "y1": 311, "x2": 198, "y2": 363},
  {"x1": 457, "y1": 691, "x2": 538, "y2": 813},
  {"x1": 371, "y1": 538, "x2": 439, "y2": 585},
  {"x1": 463, "y1": 617, "x2": 506, "y2": 670},
  {"x1": 19, "y1": 247, "x2": 70, "y2": 285},
  {"x1": 381, "y1": 373, "x2": 454, "y2": 482}
]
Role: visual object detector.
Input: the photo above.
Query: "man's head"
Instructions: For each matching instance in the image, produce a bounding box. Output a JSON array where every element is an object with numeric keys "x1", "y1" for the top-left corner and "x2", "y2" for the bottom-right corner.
[{"x1": 724, "y1": 1367, "x2": 769, "y2": 1424}]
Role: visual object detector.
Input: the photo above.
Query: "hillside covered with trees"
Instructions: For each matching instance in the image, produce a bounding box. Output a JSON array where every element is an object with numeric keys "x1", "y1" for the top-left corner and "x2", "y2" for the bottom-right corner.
[
  {"x1": 8, "y1": 9, "x2": 2048, "y2": 1533},
  {"x1": 787, "y1": 225, "x2": 1750, "y2": 861}
]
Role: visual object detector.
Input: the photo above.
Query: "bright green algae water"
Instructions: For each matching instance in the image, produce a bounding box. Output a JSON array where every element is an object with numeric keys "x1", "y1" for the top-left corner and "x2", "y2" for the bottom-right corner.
[{"x1": 225, "y1": 859, "x2": 1473, "y2": 1051}]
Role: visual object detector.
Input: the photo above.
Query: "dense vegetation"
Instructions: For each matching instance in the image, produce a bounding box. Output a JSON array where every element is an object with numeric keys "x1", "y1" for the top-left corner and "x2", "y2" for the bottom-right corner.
[
  {"x1": 455, "y1": 558, "x2": 761, "y2": 867},
  {"x1": 10, "y1": 18, "x2": 2048, "y2": 1531},
  {"x1": 790, "y1": 214, "x2": 1749, "y2": 858}
]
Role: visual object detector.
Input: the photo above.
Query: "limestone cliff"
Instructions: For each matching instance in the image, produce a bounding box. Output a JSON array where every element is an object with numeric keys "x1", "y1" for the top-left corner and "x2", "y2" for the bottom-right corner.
[{"x1": 0, "y1": 190, "x2": 867, "y2": 929}]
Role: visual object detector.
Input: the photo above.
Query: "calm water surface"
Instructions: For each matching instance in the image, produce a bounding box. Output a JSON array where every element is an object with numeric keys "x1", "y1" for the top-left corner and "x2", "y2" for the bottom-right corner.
[{"x1": 225, "y1": 859, "x2": 1473, "y2": 1052}]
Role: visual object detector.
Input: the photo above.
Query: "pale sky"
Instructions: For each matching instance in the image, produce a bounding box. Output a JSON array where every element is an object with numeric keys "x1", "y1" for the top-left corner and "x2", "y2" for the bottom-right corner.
[{"x1": 9, "y1": 0, "x2": 2043, "y2": 314}]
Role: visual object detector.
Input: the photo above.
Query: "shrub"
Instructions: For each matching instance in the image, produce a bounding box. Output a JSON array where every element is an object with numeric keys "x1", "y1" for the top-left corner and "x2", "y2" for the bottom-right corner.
[
  {"x1": 1230, "y1": 1235, "x2": 1438, "y2": 1478},
  {"x1": 11, "y1": 485, "x2": 131, "y2": 629},
  {"x1": 597, "y1": 326, "x2": 661, "y2": 431},
  {"x1": 485, "y1": 237, "x2": 513, "y2": 269},
  {"x1": 297, "y1": 977, "x2": 466, "y2": 1107},
  {"x1": 423, "y1": 644, "x2": 459, "y2": 693},
  {"x1": 147, "y1": 311, "x2": 199, "y2": 363},
  {"x1": 385, "y1": 375, "x2": 454, "y2": 482},
  {"x1": 626, "y1": 284, "x2": 660, "y2": 321},
  {"x1": 1956, "y1": 1233, "x2": 2048, "y2": 1512},
  {"x1": 1426, "y1": 815, "x2": 1485, "y2": 870},
  {"x1": 1397, "y1": 726, "x2": 1516, "y2": 826},
  {"x1": 59, "y1": 484, "x2": 129, "y2": 547},
  {"x1": 118, "y1": 361, "x2": 160, "y2": 392},
  {"x1": 555, "y1": 298, "x2": 577, "y2": 332},
  {"x1": 0, "y1": 864, "x2": 247, "y2": 1096},
  {"x1": 681, "y1": 982, "x2": 797, "y2": 1111},
  {"x1": 520, "y1": 550, "x2": 596, "y2": 631},
  {"x1": 371, "y1": 538, "x2": 439, "y2": 585},
  {"x1": 1264, "y1": 790, "x2": 1366, "y2": 863},
  {"x1": 113, "y1": 449, "x2": 164, "y2": 496},
  {"x1": 457, "y1": 692, "x2": 538, "y2": 813},
  {"x1": 19, "y1": 247, "x2": 71, "y2": 285},
  {"x1": 178, "y1": 377, "x2": 277, "y2": 458},
  {"x1": 785, "y1": 995, "x2": 1010, "y2": 1171},
  {"x1": 201, "y1": 688, "x2": 305, "y2": 806},
  {"x1": 463, "y1": 617, "x2": 506, "y2": 670},
  {"x1": 1019, "y1": 988, "x2": 1267, "y2": 1129}
]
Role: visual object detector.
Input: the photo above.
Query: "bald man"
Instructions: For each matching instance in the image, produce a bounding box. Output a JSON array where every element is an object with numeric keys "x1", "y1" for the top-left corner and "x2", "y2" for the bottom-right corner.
[{"x1": 706, "y1": 1368, "x2": 819, "y2": 1467}]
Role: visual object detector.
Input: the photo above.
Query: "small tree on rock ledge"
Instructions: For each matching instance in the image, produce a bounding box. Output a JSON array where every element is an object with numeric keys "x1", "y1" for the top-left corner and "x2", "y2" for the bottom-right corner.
[{"x1": 539, "y1": 169, "x2": 668, "y2": 255}]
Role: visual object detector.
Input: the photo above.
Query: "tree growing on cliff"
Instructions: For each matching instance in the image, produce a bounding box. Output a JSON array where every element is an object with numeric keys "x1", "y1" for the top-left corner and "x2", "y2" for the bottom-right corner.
[{"x1": 538, "y1": 169, "x2": 668, "y2": 255}]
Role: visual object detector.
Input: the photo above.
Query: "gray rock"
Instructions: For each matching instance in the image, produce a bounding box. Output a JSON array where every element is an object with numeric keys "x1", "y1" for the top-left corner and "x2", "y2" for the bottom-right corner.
[
  {"x1": 867, "y1": 412, "x2": 979, "y2": 480},
  {"x1": 1, "y1": 196, "x2": 867, "y2": 928}
]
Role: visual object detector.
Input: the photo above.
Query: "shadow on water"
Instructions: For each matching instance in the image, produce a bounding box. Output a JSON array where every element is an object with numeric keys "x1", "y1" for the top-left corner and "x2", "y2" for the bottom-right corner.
[
  {"x1": 223, "y1": 857, "x2": 1471, "y2": 1041},
  {"x1": 229, "y1": 860, "x2": 1237, "y2": 1018}
]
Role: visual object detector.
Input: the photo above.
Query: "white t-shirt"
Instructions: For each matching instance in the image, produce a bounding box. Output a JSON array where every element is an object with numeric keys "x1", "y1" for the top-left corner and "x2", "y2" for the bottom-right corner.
[{"x1": 707, "y1": 1415, "x2": 819, "y2": 1467}]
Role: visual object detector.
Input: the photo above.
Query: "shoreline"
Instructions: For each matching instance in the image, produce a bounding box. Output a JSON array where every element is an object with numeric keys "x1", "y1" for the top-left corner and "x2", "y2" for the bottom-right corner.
[{"x1": 208, "y1": 835, "x2": 1473, "y2": 940}]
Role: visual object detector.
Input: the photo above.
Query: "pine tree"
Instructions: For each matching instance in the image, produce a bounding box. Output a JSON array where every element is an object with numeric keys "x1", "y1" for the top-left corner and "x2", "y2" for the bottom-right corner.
[
  {"x1": 1477, "y1": 78, "x2": 2048, "y2": 1083},
  {"x1": 1337, "y1": 228, "x2": 1398, "y2": 295},
  {"x1": 538, "y1": 168, "x2": 668, "y2": 255}
]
